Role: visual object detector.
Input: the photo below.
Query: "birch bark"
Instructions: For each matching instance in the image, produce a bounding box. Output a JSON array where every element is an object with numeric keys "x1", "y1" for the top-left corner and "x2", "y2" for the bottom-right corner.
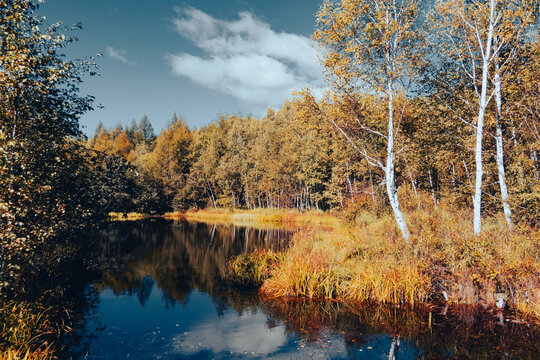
[
  {"x1": 494, "y1": 65, "x2": 513, "y2": 226},
  {"x1": 473, "y1": 0, "x2": 496, "y2": 235}
]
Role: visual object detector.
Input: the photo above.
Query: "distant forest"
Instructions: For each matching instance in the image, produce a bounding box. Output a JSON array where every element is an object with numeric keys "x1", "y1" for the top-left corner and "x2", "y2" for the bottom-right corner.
[{"x1": 87, "y1": 32, "x2": 539, "y2": 227}]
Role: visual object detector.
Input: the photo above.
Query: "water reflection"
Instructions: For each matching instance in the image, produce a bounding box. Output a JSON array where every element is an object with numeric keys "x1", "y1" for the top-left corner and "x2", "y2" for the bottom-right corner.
[
  {"x1": 261, "y1": 300, "x2": 540, "y2": 359},
  {"x1": 92, "y1": 219, "x2": 291, "y2": 306},
  {"x1": 69, "y1": 220, "x2": 539, "y2": 359}
]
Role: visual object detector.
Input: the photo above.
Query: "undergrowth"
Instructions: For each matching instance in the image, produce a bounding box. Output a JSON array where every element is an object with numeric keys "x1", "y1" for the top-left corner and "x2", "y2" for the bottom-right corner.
[
  {"x1": 227, "y1": 206, "x2": 540, "y2": 318},
  {"x1": 0, "y1": 301, "x2": 59, "y2": 360}
]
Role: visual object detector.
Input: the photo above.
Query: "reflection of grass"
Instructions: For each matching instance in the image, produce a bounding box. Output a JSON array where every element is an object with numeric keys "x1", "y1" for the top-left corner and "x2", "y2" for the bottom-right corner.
[
  {"x1": 261, "y1": 299, "x2": 540, "y2": 358},
  {"x1": 230, "y1": 208, "x2": 540, "y2": 319}
]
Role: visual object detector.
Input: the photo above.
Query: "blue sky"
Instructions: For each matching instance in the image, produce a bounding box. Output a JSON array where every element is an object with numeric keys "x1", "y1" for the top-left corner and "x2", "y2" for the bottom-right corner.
[{"x1": 39, "y1": 0, "x2": 324, "y2": 135}]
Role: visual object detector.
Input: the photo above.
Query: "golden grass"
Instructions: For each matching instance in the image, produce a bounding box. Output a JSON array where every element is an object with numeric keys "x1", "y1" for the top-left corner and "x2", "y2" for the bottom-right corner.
[
  {"x1": 110, "y1": 208, "x2": 338, "y2": 228},
  {"x1": 227, "y1": 250, "x2": 285, "y2": 287},
  {"x1": 181, "y1": 208, "x2": 338, "y2": 228},
  {"x1": 108, "y1": 212, "x2": 151, "y2": 221},
  {"x1": 0, "y1": 302, "x2": 57, "y2": 360},
  {"x1": 229, "y1": 207, "x2": 540, "y2": 318},
  {"x1": 0, "y1": 349, "x2": 53, "y2": 360}
]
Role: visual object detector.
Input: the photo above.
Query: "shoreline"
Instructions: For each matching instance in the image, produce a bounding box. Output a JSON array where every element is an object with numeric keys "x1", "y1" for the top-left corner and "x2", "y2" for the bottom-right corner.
[
  {"x1": 109, "y1": 208, "x2": 539, "y2": 321},
  {"x1": 128, "y1": 207, "x2": 540, "y2": 322},
  {"x1": 109, "y1": 208, "x2": 339, "y2": 228}
]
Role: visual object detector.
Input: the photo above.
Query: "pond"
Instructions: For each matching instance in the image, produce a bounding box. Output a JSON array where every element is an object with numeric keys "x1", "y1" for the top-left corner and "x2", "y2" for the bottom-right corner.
[{"x1": 65, "y1": 219, "x2": 539, "y2": 359}]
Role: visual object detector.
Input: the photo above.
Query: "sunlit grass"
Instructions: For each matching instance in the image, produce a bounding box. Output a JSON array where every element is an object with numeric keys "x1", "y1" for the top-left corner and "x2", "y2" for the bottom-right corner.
[
  {"x1": 108, "y1": 212, "x2": 151, "y2": 221},
  {"x1": 229, "y1": 206, "x2": 540, "y2": 318},
  {"x1": 227, "y1": 250, "x2": 284, "y2": 287},
  {"x1": 0, "y1": 302, "x2": 58, "y2": 360},
  {"x1": 182, "y1": 208, "x2": 338, "y2": 228}
]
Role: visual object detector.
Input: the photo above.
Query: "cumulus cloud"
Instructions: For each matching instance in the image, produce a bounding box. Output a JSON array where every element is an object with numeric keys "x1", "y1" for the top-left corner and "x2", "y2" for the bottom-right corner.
[
  {"x1": 106, "y1": 46, "x2": 135, "y2": 66},
  {"x1": 169, "y1": 8, "x2": 323, "y2": 108}
]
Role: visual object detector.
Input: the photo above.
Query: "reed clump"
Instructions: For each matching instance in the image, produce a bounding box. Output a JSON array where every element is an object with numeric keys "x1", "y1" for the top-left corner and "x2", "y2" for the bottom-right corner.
[
  {"x1": 227, "y1": 250, "x2": 284, "y2": 287},
  {"x1": 261, "y1": 227, "x2": 430, "y2": 304},
  {"x1": 229, "y1": 207, "x2": 540, "y2": 317},
  {"x1": 0, "y1": 302, "x2": 58, "y2": 360}
]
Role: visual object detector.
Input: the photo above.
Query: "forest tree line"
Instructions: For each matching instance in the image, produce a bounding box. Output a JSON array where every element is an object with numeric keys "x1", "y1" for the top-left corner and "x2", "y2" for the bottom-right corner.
[{"x1": 87, "y1": 28, "x2": 539, "y2": 227}]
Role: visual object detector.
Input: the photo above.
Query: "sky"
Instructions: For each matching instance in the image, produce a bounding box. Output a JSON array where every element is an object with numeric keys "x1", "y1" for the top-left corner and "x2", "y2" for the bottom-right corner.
[{"x1": 38, "y1": 0, "x2": 325, "y2": 136}]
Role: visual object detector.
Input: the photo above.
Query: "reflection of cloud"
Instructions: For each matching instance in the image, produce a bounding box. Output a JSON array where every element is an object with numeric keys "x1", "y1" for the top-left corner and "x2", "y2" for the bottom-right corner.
[
  {"x1": 169, "y1": 7, "x2": 323, "y2": 108},
  {"x1": 106, "y1": 46, "x2": 135, "y2": 66},
  {"x1": 169, "y1": 311, "x2": 287, "y2": 355}
]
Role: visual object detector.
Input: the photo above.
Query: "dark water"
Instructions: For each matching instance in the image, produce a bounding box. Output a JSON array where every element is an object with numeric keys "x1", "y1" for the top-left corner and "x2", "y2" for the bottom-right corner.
[{"x1": 67, "y1": 219, "x2": 539, "y2": 359}]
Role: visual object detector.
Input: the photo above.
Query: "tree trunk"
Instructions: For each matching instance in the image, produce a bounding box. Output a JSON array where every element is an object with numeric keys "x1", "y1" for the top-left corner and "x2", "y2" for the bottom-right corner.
[
  {"x1": 428, "y1": 167, "x2": 438, "y2": 209},
  {"x1": 473, "y1": 90, "x2": 487, "y2": 235},
  {"x1": 244, "y1": 173, "x2": 248, "y2": 208},
  {"x1": 494, "y1": 67, "x2": 512, "y2": 226},
  {"x1": 346, "y1": 161, "x2": 353, "y2": 195},
  {"x1": 386, "y1": 85, "x2": 410, "y2": 242},
  {"x1": 408, "y1": 168, "x2": 419, "y2": 206},
  {"x1": 533, "y1": 151, "x2": 539, "y2": 180},
  {"x1": 473, "y1": 0, "x2": 496, "y2": 235},
  {"x1": 205, "y1": 175, "x2": 217, "y2": 208}
]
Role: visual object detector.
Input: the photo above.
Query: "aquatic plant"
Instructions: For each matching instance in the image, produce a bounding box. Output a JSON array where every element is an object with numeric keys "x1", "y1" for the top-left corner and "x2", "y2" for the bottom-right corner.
[{"x1": 227, "y1": 250, "x2": 284, "y2": 287}]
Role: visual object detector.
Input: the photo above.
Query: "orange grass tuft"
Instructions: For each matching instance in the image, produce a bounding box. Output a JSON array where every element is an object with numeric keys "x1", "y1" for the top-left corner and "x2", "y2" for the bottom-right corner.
[
  {"x1": 229, "y1": 208, "x2": 540, "y2": 318},
  {"x1": 0, "y1": 302, "x2": 58, "y2": 360}
]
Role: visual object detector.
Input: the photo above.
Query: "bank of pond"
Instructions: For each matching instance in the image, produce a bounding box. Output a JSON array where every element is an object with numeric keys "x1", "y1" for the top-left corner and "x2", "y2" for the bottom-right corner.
[{"x1": 1, "y1": 218, "x2": 539, "y2": 359}]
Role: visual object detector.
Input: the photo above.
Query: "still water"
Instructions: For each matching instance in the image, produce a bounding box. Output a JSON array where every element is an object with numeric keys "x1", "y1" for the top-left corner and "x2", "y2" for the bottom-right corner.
[{"x1": 68, "y1": 219, "x2": 539, "y2": 359}]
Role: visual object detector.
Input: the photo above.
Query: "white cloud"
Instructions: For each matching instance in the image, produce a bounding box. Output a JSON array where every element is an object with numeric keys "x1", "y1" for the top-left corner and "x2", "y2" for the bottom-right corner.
[
  {"x1": 106, "y1": 46, "x2": 135, "y2": 66},
  {"x1": 169, "y1": 8, "x2": 323, "y2": 108}
]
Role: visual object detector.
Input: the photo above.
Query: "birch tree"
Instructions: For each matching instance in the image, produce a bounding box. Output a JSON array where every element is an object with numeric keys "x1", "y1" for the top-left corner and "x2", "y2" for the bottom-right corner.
[
  {"x1": 310, "y1": 0, "x2": 425, "y2": 241},
  {"x1": 491, "y1": 2, "x2": 536, "y2": 226},
  {"x1": 431, "y1": 0, "x2": 535, "y2": 233}
]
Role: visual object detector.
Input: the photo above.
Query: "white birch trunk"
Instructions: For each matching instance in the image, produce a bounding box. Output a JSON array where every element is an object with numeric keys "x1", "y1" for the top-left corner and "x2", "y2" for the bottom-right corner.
[
  {"x1": 494, "y1": 67, "x2": 512, "y2": 226},
  {"x1": 428, "y1": 168, "x2": 438, "y2": 209},
  {"x1": 205, "y1": 175, "x2": 217, "y2": 208},
  {"x1": 473, "y1": 0, "x2": 497, "y2": 235},
  {"x1": 346, "y1": 161, "x2": 354, "y2": 195},
  {"x1": 387, "y1": 85, "x2": 410, "y2": 242},
  {"x1": 384, "y1": 4, "x2": 410, "y2": 242}
]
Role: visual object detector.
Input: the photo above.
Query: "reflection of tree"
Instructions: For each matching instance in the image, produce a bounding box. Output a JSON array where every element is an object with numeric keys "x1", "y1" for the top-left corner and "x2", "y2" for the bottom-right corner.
[
  {"x1": 88, "y1": 220, "x2": 539, "y2": 359},
  {"x1": 136, "y1": 275, "x2": 154, "y2": 306},
  {"x1": 388, "y1": 336, "x2": 399, "y2": 360},
  {"x1": 92, "y1": 219, "x2": 292, "y2": 306},
  {"x1": 260, "y1": 299, "x2": 540, "y2": 359}
]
